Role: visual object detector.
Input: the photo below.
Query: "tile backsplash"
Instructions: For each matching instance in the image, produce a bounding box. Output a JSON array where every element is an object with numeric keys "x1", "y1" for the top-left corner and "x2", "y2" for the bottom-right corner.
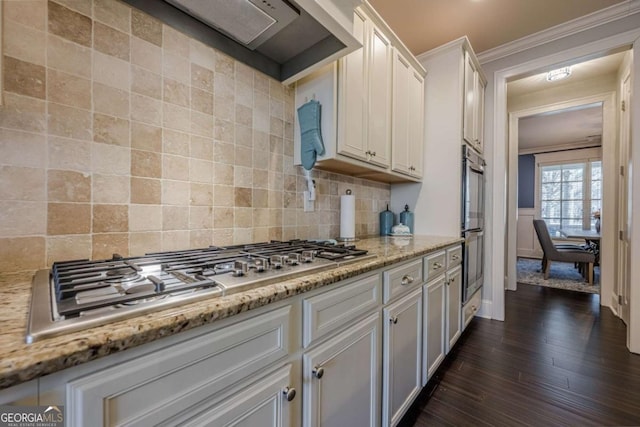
[{"x1": 0, "y1": 0, "x2": 390, "y2": 280}]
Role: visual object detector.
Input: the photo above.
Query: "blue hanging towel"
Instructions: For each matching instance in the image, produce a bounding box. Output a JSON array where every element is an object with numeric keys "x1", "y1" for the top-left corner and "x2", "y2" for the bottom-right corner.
[{"x1": 297, "y1": 99, "x2": 325, "y2": 170}]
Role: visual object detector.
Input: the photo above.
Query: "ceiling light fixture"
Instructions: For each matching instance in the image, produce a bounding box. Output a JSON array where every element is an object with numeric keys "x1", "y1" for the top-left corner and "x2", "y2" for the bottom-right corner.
[{"x1": 546, "y1": 66, "x2": 572, "y2": 82}]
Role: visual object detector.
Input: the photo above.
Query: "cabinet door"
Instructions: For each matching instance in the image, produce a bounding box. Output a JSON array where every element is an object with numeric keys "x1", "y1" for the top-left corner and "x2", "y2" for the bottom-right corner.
[
  {"x1": 382, "y1": 288, "x2": 422, "y2": 427},
  {"x1": 446, "y1": 266, "x2": 462, "y2": 352},
  {"x1": 337, "y1": 9, "x2": 368, "y2": 162},
  {"x1": 463, "y1": 51, "x2": 476, "y2": 145},
  {"x1": 172, "y1": 365, "x2": 295, "y2": 427},
  {"x1": 303, "y1": 313, "x2": 380, "y2": 427},
  {"x1": 423, "y1": 277, "x2": 445, "y2": 385},
  {"x1": 366, "y1": 22, "x2": 392, "y2": 168},
  {"x1": 407, "y1": 68, "x2": 424, "y2": 177},
  {"x1": 475, "y1": 75, "x2": 485, "y2": 153},
  {"x1": 391, "y1": 49, "x2": 411, "y2": 175}
]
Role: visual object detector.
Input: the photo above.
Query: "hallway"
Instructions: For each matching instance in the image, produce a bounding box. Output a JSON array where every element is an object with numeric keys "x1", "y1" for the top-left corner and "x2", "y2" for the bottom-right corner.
[{"x1": 400, "y1": 284, "x2": 640, "y2": 426}]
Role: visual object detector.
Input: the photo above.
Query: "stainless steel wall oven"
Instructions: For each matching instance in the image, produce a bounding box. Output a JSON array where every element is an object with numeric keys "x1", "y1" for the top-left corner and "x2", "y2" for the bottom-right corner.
[{"x1": 462, "y1": 145, "x2": 485, "y2": 304}]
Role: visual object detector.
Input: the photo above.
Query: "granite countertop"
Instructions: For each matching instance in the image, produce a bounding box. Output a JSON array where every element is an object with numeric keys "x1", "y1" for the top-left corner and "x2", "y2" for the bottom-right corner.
[{"x1": 0, "y1": 235, "x2": 462, "y2": 390}]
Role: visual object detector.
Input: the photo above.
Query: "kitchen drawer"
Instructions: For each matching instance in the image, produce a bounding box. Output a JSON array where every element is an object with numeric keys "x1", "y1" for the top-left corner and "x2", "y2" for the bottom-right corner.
[
  {"x1": 424, "y1": 250, "x2": 446, "y2": 282},
  {"x1": 446, "y1": 245, "x2": 462, "y2": 269},
  {"x1": 66, "y1": 306, "x2": 291, "y2": 426},
  {"x1": 303, "y1": 272, "x2": 380, "y2": 348},
  {"x1": 463, "y1": 288, "x2": 482, "y2": 329},
  {"x1": 383, "y1": 259, "x2": 423, "y2": 303}
]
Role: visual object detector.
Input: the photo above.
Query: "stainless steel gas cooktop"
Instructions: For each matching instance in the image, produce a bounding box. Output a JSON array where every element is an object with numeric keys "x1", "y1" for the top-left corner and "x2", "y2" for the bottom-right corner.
[{"x1": 27, "y1": 240, "x2": 373, "y2": 343}]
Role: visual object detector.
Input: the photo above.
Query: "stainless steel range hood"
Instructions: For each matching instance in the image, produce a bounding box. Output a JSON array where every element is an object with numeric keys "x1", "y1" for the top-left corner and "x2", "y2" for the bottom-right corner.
[{"x1": 123, "y1": 0, "x2": 362, "y2": 85}]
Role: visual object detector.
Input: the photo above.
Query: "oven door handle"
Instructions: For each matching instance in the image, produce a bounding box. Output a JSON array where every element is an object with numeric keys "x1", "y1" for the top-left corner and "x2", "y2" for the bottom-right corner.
[{"x1": 469, "y1": 164, "x2": 484, "y2": 174}]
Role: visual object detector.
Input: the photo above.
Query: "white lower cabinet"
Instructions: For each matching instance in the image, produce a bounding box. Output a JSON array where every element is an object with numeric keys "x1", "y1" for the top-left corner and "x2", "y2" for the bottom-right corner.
[
  {"x1": 302, "y1": 313, "x2": 380, "y2": 427},
  {"x1": 446, "y1": 265, "x2": 462, "y2": 352},
  {"x1": 422, "y1": 275, "x2": 446, "y2": 385},
  {"x1": 382, "y1": 288, "x2": 422, "y2": 427}
]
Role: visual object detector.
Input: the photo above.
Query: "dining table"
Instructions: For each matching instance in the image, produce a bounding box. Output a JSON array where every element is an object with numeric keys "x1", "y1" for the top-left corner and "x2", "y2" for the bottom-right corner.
[{"x1": 560, "y1": 228, "x2": 601, "y2": 264}]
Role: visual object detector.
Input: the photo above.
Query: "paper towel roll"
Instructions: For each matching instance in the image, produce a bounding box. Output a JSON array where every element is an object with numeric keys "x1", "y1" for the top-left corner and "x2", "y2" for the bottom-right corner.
[{"x1": 340, "y1": 191, "x2": 355, "y2": 240}]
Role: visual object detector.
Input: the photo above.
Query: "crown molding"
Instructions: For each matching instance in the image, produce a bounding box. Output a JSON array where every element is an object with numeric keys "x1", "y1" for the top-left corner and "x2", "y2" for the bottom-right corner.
[
  {"x1": 519, "y1": 141, "x2": 601, "y2": 156},
  {"x1": 477, "y1": 0, "x2": 640, "y2": 64}
]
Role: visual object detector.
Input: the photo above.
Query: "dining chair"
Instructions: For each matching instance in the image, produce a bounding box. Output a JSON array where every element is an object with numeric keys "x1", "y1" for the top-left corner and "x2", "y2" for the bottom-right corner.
[{"x1": 532, "y1": 219, "x2": 596, "y2": 285}]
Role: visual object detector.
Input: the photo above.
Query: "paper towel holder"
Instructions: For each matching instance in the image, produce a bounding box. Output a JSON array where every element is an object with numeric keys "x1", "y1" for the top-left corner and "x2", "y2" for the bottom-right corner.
[{"x1": 338, "y1": 189, "x2": 357, "y2": 242}]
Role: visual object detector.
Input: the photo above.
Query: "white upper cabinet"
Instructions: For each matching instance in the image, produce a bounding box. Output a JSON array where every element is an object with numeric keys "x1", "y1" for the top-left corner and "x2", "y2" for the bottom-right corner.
[
  {"x1": 294, "y1": 3, "x2": 425, "y2": 184},
  {"x1": 392, "y1": 49, "x2": 424, "y2": 178},
  {"x1": 463, "y1": 50, "x2": 486, "y2": 153}
]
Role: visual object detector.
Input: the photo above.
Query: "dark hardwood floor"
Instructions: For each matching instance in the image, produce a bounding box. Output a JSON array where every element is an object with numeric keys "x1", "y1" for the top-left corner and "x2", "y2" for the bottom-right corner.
[{"x1": 400, "y1": 283, "x2": 640, "y2": 426}]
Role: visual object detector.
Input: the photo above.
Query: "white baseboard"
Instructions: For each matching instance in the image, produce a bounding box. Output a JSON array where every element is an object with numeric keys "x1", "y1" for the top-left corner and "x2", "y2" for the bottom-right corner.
[{"x1": 477, "y1": 299, "x2": 493, "y2": 320}]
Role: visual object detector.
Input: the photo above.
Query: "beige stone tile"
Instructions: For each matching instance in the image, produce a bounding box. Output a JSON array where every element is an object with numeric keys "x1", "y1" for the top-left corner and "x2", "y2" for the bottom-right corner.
[
  {"x1": 162, "y1": 205, "x2": 189, "y2": 230},
  {"x1": 252, "y1": 150, "x2": 268, "y2": 170},
  {"x1": 4, "y1": 20, "x2": 46, "y2": 66},
  {"x1": 94, "y1": 0, "x2": 130, "y2": 33},
  {"x1": 213, "y1": 207, "x2": 233, "y2": 228},
  {"x1": 93, "y1": 51, "x2": 130, "y2": 92},
  {"x1": 0, "y1": 237, "x2": 45, "y2": 272},
  {"x1": 232, "y1": 228, "x2": 253, "y2": 245},
  {"x1": 235, "y1": 81, "x2": 253, "y2": 108},
  {"x1": 234, "y1": 166, "x2": 253, "y2": 187},
  {"x1": 253, "y1": 169, "x2": 269, "y2": 189},
  {"x1": 0, "y1": 166, "x2": 45, "y2": 201},
  {"x1": 131, "y1": 94, "x2": 162, "y2": 126},
  {"x1": 215, "y1": 52, "x2": 234, "y2": 77},
  {"x1": 191, "y1": 63, "x2": 213, "y2": 92},
  {"x1": 191, "y1": 111, "x2": 213, "y2": 138},
  {"x1": 270, "y1": 98, "x2": 284, "y2": 120},
  {"x1": 269, "y1": 227, "x2": 283, "y2": 241},
  {"x1": 234, "y1": 207, "x2": 252, "y2": 228},
  {"x1": 283, "y1": 191, "x2": 296, "y2": 209},
  {"x1": 212, "y1": 228, "x2": 233, "y2": 246},
  {"x1": 91, "y1": 142, "x2": 130, "y2": 175},
  {"x1": 190, "y1": 136, "x2": 213, "y2": 160},
  {"x1": 235, "y1": 124, "x2": 252, "y2": 148},
  {"x1": 191, "y1": 87, "x2": 213, "y2": 115},
  {"x1": 162, "y1": 230, "x2": 189, "y2": 251},
  {"x1": 234, "y1": 187, "x2": 252, "y2": 207},
  {"x1": 163, "y1": 52, "x2": 190, "y2": 84},
  {"x1": 162, "y1": 154, "x2": 189, "y2": 181},
  {"x1": 163, "y1": 78, "x2": 190, "y2": 107},
  {"x1": 0, "y1": 128, "x2": 47, "y2": 168},
  {"x1": 129, "y1": 231, "x2": 161, "y2": 256},
  {"x1": 190, "y1": 230, "x2": 212, "y2": 247},
  {"x1": 46, "y1": 234, "x2": 91, "y2": 265},
  {"x1": 213, "y1": 185, "x2": 233, "y2": 207},
  {"x1": 236, "y1": 146, "x2": 253, "y2": 168},
  {"x1": 3, "y1": 56, "x2": 46, "y2": 99},
  {"x1": 93, "y1": 204, "x2": 128, "y2": 232},
  {"x1": 131, "y1": 66, "x2": 162, "y2": 99},
  {"x1": 92, "y1": 83, "x2": 128, "y2": 119},
  {"x1": 213, "y1": 163, "x2": 234, "y2": 186},
  {"x1": 253, "y1": 227, "x2": 269, "y2": 242},
  {"x1": 235, "y1": 62, "x2": 254, "y2": 86},
  {"x1": 4, "y1": 0, "x2": 46, "y2": 31},
  {"x1": 93, "y1": 233, "x2": 129, "y2": 259},
  {"x1": 253, "y1": 91, "x2": 270, "y2": 133},
  {"x1": 235, "y1": 104, "x2": 253, "y2": 127},
  {"x1": 190, "y1": 183, "x2": 213, "y2": 207},
  {"x1": 269, "y1": 208, "x2": 283, "y2": 226},
  {"x1": 190, "y1": 40, "x2": 216, "y2": 70},
  {"x1": 47, "y1": 202, "x2": 90, "y2": 235},
  {"x1": 53, "y1": 0, "x2": 91, "y2": 16},
  {"x1": 214, "y1": 78, "x2": 235, "y2": 121},
  {"x1": 163, "y1": 103, "x2": 190, "y2": 132},
  {"x1": 285, "y1": 121, "x2": 294, "y2": 140},
  {"x1": 131, "y1": 36, "x2": 162, "y2": 73},
  {"x1": 270, "y1": 80, "x2": 285, "y2": 101},
  {"x1": 284, "y1": 174, "x2": 296, "y2": 192},
  {"x1": 214, "y1": 119, "x2": 234, "y2": 143},
  {"x1": 131, "y1": 9, "x2": 162, "y2": 47},
  {"x1": 131, "y1": 149, "x2": 161, "y2": 178},
  {"x1": 92, "y1": 174, "x2": 130, "y2": 203},
  {"x1": 47, "y1": 34, "x2": 91, "y2": 78},
  {"x1": 94, "y1": 21, "x2": 130, "y2": 61},
  {"x1": 163, "y1": 129, "x2": 190, "y2": 156},
  {"x1": 94, "y1": 113, "x2": 129, "y2": 146},
  {"x1": 129, "y1": 204, "x2": 162, "y2": 231},
  {"x1": 254, "y1": 130, "x2": 269, "y2": 152},
  {"x1": 268, "y1": 189, "x2": 283, "y2": 208},
  {"x1": 47, "y1": 69, "x2": 91, "y2": 109},
  {"x1": 252, "y1": 189, "x2": 269, "y2": 209},
  {"x1": 47, "y1": 1, "x2": 91, "y2": 47},
  {"x1": 189, "y1": 159, "x2": 213, "y2": 184},
  {"x1": 255, "y1": 73, "x2": 269, "y2": 94},
  {"x1": 47, "y1": 169, "x2": 91, "y2": 202},
  {"x1": 131, "y1": 122, "x2": 162, "y2": 152},
  {"x1": 270, "y1": 135, "x2": 284, "y2": 155},
  {"x1": 163, "y1": 26, "x2": 190, "y2": 57},
  {"x1": 270, "y1": 117, "x2": 284, "y2": 138},
  {"x1": 131, "y1": 177, "x2": 161, "y2": 204},
  {"x1": 213, "y1": 141, "x2": 235, "y2": 165},
  {"x1": 162, "y1": 180, "x2": 190, "y2": 205},
  {"x1": 48, "y1": 102, "x2": 91, "y2": 140}
]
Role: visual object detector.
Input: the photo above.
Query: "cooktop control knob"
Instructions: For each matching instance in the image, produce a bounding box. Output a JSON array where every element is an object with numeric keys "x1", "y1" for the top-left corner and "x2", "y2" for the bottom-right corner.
[
  {"x1": 253, "y1": 258, "x2": 269, "y2": 272},
  {"x1": 270, "y1": 255, "x2": 284, "y2": 269},
  {"x1": 301, "y1": 250, "x2": 314, "y2": 263},
  {"x1": 233, "y1": 260, "x2": 248, "y2": 277},
  {"x1": 287, "y1": 253, "x2": 300, "y2": 266}
]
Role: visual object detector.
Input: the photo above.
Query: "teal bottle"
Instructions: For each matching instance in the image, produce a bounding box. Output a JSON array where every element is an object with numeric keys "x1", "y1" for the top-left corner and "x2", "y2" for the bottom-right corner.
[
  {"x1": 400, "y1": 204, "x2": 414, "y2": 234},
  {"x1": 379, "y1": 204, "x2": 394, "y2": 235}
]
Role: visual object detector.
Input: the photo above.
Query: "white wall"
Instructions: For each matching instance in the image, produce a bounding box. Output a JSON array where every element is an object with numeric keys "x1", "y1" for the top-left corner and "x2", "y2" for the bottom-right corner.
[{"x1": 479, "y1": 12, "x2": 640, "y2": 351}]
